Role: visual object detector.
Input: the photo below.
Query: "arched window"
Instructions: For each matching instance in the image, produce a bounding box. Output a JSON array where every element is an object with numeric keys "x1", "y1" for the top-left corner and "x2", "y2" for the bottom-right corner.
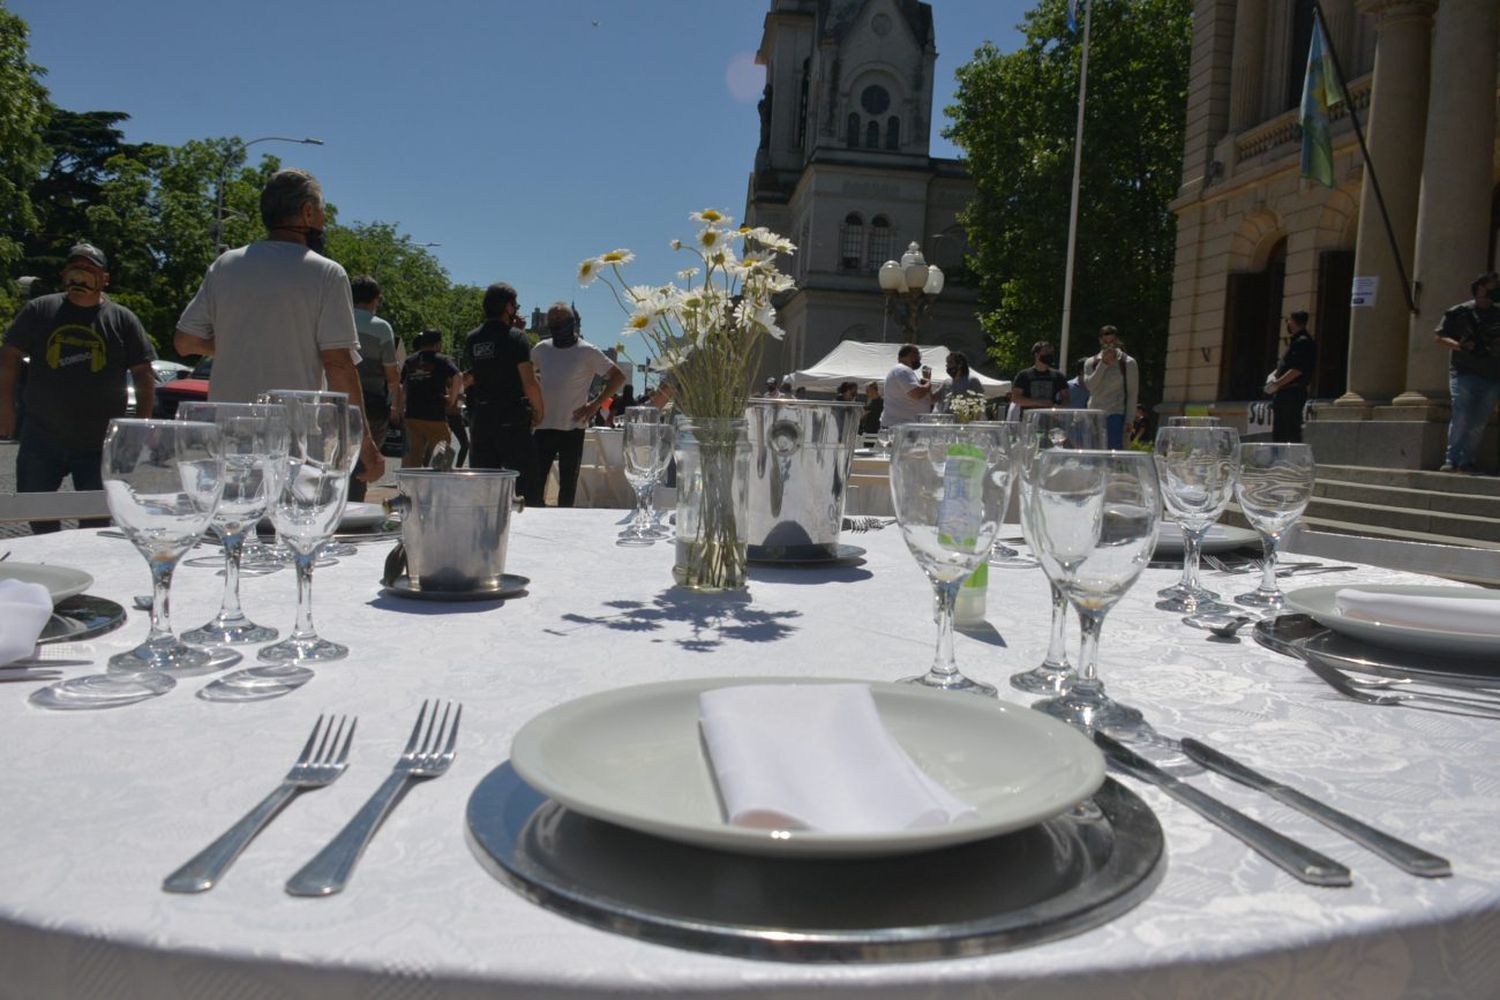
[
  {"x1": 839, "y1": 213, "x2": 864, "y2": 271},
  {"x1": 865, "y1": 120, "x2": 880, "y2": 149},
  {"x1": 846, "y1": 112, "x2": 860, "y2": 147},
  {"x1": 886, "y1": 116, "x2": 900, "y2": 150},
  {"x1": 868, "y1": 215, "x2": 895, "y2": 270}
]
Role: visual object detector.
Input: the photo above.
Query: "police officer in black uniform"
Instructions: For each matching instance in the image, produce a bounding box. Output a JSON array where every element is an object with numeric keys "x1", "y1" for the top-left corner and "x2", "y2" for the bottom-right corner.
[{"x1": 462, "y1": 282, "x2": 544, "y2": 505}]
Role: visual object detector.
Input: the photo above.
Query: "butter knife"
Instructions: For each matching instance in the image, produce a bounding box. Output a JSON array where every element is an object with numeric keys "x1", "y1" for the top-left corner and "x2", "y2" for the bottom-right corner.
[
  {"x1": 1179, "y1": 738, "x2": 1451, "y2": 878},
  {"x1": 1094, "y1": 733, "x2": 1352, "y2": 887}
]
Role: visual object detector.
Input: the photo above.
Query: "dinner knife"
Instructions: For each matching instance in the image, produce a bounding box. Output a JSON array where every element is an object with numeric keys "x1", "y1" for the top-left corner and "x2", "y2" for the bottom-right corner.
[
  {"x1": 1179, "y1": 738, "x2": 1451, "y2": 878},
  {"x1": 1094, "y1": 733, "x2": 1352, "y2": 887}
]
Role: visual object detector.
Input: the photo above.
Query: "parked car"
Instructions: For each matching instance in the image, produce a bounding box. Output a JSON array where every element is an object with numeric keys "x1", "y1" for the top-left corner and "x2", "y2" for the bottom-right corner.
[
  {"x1": 125, "y1": 360, "x2": 192, "y2": 413},
  {"x1": 153, "y1": 358, "x2": 211, "y2": 417}
]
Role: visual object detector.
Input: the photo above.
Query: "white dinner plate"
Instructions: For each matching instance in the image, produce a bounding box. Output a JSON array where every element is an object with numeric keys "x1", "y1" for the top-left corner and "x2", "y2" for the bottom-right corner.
[
  {"x1": 340, "y1": 502, "x2": 388, "y2": 530},
  {"x1": 510, "y1": 677, "x2": 1106, "y2": 858},
  {"x1": 1153, "y1": 522, "x2": 1259, "y2": 557},
  {"x1": 1284, "y1": 584, "x2": 1500, "y2": 658},
  {"x1": 0, "y1": 563, "x2": 94, "y2": 604}
]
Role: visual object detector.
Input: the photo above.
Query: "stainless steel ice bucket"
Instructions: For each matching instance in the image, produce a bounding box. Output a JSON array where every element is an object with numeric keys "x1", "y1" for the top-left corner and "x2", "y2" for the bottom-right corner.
[
  {"x1": 746, "y1": 399, "x2": 864, "y2": 560},
  {"x1": 388, "y1": 469, "x2": 518, "y2": 592}
]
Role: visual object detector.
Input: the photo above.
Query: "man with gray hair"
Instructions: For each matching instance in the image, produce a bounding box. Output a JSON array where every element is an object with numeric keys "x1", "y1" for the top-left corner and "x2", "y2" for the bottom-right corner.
[
  {"x1": 531, "y1": 302, "x2": 624, "y2": 507},
  {"x1": 174, "y1": 168, "x2": 384, "y2": 481}
]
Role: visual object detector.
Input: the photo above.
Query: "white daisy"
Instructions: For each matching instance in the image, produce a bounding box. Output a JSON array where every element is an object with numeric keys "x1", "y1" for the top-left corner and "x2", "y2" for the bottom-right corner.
[
  {"x1": 690, "y1": 208, "x2": 732, "y2": 226},
  {"x1": 576, "y1": 257, "x2": 603, "y2": 286},
  {"x1": 598, "y1": 248, "x2": 635, "y2": 266}
]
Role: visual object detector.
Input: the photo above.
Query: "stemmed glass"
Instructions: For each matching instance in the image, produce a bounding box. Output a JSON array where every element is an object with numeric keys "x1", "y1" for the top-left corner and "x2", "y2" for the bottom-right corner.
[
  {"x1": 1030, "y1": 449, "x2": 1161, "y2": 740},
  {"x1": 877, "y1": 426, "x2": 893, "y2": 458},
  {"x1": 618, "y1": 407, "x2": 672, "y2": 546},
  {"x1": 1167, "y1": 416, "x2": 1220, "y2": 427},
  {"x1": 1234, "y1": 443, "x2": 1316, "y2": 610},
  {"x1": 889, "y1": 422, "x2": 1016, "y2": 696},
  {"x1": 1008, "y1": 409, "x2": 1106, "y2": 695},
  {"x1": 177, "y1": 402, "x2": 289, "y2": 645},
  {"x1": 319, "y1": 403, "x2": 365, "y2": 558},
  {"x1": 1154, "y1": 425, "x2": 1240, "y2": 613}
]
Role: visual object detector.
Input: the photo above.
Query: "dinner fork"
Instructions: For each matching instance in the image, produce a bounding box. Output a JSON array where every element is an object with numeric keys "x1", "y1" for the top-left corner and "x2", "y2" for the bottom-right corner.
[
  {"x1": 1302, "y1": 655, "x2": 1500, "y2": 718},
  {"x1": 286, "y1": 699, "x2": 461, "y2": 897},
  {"x1": 163, "y1": 714, "x2": 355, "y2": 893}
]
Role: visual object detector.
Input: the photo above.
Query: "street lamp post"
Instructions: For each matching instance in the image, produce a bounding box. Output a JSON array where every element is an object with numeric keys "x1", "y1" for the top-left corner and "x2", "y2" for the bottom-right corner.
[
  {"x1": 215, "y1": 135, "x2": 325, "y2": 254},
  {"x1": 878, "y1": 241, "x2": 944, "y2": 342}
]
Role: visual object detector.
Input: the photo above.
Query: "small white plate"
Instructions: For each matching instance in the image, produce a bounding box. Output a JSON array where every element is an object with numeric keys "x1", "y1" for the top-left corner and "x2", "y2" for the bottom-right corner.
[
  {"x1": 340, "y1": 502, "x2": 388, "y2": 530},
  {"x1": 1284, "y1": 584, "x2": 1500, "y2": 658},
  {"x1": 510, "y1": 677, "x2": 1105, "y2": 858},
  {"x1": 1153, "y1": 522, "x2": 1259, "y2": 557},
  {"x1": 0, "y1": 563, "x2": 94, "y2": 604}
]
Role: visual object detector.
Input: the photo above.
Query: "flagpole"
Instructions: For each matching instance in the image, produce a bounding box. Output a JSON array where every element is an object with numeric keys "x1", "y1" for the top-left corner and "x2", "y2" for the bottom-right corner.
[
  {"x1": 1310, "y1": 0, "x2": 1416, "y2": 314},
  {"x1": 1058, "y1": 0, "x2": 1092, "y2": 368}
]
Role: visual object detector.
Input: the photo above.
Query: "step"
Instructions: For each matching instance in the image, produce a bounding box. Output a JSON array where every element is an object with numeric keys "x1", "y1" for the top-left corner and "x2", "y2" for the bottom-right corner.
[
  {"x1": 1317, "y1": 464, "x2": 1500, "y2": 498},
  {"x1": 1302, "y1": 495, "x2": 1500, "y2": 543},
  {"x1": 1299, "y1": 513, "x2": 1500, "y2": 554},
  {"x1": 1313, "y1": 479, "x2": 1500, "y2": 520}
]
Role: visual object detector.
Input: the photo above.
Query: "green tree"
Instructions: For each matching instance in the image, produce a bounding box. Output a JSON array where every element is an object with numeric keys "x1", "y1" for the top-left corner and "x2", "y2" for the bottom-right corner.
[
  {"x1": 324, "y1": 221, "x2": 460, "y2": 348},
  {"x1": 944, "y1": 0, "x2": 1190, "y2": 401},
  {"x1": 0, "y1": 1, "x2": 50, "y2": 317}
]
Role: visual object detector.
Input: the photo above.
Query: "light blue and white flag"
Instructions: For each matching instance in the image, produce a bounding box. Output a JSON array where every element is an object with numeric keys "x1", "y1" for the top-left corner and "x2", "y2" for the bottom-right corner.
[{"x1": 1067, "y1": 0, "x2": 1082, "y2": 32}]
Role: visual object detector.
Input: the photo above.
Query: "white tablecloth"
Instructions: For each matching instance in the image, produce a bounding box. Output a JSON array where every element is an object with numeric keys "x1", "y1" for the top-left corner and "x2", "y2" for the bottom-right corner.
[{"x1": 2, "y1": 511, "x2": 1499, "y2": 999}]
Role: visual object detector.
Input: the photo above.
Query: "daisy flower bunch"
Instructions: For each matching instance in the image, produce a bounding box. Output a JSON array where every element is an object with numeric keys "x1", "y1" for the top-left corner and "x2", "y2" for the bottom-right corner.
[
  {"x1": 579, "y1": 209, "x2": 796, "y2": 419},
  {"x1": 949, "y1": 392, "x2": 989, "y2": 424}
]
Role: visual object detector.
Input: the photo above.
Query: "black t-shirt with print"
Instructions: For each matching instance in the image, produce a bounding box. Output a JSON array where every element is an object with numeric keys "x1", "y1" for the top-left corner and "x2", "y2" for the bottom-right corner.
[
  {"x1": 401, "y1": 350, "x2": 460, "y2": 421},
  {"x1": 1013, "y1": 365, "x2": 1068, "y2": 405},
  {"x1": 462, "y1": 320, "x2": 533, "y2": 425},
  {"x1": 3, "y1": 293, "x2": 154, "y2": 451}
]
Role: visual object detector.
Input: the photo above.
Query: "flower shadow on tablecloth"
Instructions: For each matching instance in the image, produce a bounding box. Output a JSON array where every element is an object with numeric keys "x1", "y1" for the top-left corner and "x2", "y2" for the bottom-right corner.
[{"x1": 550, "y1": 590, "x2": 800, "y2": 652}]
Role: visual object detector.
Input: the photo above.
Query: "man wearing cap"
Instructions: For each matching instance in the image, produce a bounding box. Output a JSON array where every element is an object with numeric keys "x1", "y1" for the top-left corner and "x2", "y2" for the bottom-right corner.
[
  {"x1": 531, "y1": 302, "x2": 625, "y2": 507},
  {"x1": 0, "y1": 242, "x2": 156, "y2": 532},
  {"x1": 173, "y1": 168, "x2": 384, "y2": 482}
]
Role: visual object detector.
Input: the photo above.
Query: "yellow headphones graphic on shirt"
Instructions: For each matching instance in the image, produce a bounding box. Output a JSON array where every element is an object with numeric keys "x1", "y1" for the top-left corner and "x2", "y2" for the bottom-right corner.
[{"x1": 44, "y1": 324, "x2": 108, "y2": 373}]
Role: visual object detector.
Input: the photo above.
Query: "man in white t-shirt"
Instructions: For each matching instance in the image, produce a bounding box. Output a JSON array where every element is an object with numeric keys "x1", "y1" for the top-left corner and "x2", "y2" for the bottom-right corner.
[
  {"x1": 174, "y1": 169, "x2": 383, "y2": 481},
  {"x1": 531, "y1": 302, "x2": 625, "y2": 507},
  {"x1": 880, "y1": 343, "x2": 938, "y2": 429}
]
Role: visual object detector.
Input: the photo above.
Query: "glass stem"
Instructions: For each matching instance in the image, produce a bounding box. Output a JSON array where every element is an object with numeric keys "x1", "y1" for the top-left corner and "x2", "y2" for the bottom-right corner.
[
  {"x1": 290, "y1": 552, "x2": 318, "y2": 641},
  {"x1": 1045, "y1": 582, "x2": 1071, "y2": 667},
  {"x1": 147, "y1": 557, "x2": 176, "y2": 644},
  {"x1": 929, "y1": 579, "x2": 961, "y2": 679},
  {"x1": 218, "y1": 530, "x2": 247, "y2": 621},
  {"x1": 643, "y1": 475, "x2": 659, "y2": 525},
  {"x1": 1182, "y1": 528, "x2": 1207, "y2": 593},
  {"x1": 1074, "y1": 608, "x2": 1105, "y2": 688},
  {"x1": 1259, "y1": 531, "x2": 1280, "y2": 594},
  {"x1": 633, "y1": 481, "x2": 653, "y2": 532}
]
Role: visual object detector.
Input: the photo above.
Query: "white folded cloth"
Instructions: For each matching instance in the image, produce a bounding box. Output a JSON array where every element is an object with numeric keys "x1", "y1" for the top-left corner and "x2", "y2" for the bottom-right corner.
[
  {"x1": 0, "y1": 579, "x2": 54, "y2": 665},
  {"x1": 1334, "y1": 588, "x2": 1500, "y2": 637},
  {"x1": 698, "y1": 683, "x2": 978, "y2": 834}
]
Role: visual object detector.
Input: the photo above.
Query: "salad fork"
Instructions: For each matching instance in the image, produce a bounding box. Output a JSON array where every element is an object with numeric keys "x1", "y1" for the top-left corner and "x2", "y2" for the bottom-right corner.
[
  {"x1": 163, "y1": 714, "x2": 355, "y2": 893},
  {"x1": 286, "y1": 699, "x2": 461, "y2": 896},
  {"x1": 1302, "y1": 654, "x2": 1500, "y2": 718}
]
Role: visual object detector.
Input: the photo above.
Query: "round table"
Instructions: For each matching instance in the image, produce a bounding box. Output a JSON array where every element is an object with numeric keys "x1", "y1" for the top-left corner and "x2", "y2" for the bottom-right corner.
[{"x1": 2, "y1": 510, "x2": 1498, "y2": 999}]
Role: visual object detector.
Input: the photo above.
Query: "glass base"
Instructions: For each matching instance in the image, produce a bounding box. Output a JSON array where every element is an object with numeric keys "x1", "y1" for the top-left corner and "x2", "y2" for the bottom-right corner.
[
  {"x1": 30, "y1": 672, "x2": 176, "y2": 711},
  {"x1": 1156, "y1": 581, "x2": 1220, "y2": 602},
  {"x1": 108, "y1": 641, "x2": 241, "y2": 677},
  {"x1": 183, "y1": 618, "x2": 279, "y2": 646},
  {"x1": 1031, "y1": 692, "x2": 1156, "y2": 742},
  {"x1": 1155, "y1": 594, "x2": 1233, "y2": 616},
  {"x1": 901, "y1": 671, "x2": 998, "y2": 698},
  {"x1": 990, "y1": 548, "x2": 1040, "y2": 569},
  {"x1": 1234, "y1": 589, "x2": 1285, "y2": 610},
  {"x1": 616, "y1": 531, "x2": 657, "y2": 548},
  {"x1": 258, "y1": 635, "x2": 348, "y2": 663},
  {"x1": 1009, "y1": 663, "x2": 1072, "y2": 695}
]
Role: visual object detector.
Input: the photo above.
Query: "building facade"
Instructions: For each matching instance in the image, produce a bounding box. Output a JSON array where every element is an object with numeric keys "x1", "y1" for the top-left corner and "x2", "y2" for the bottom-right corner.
[
  {"x1": 744, "y1": 0, "x2": 984, "y2": 379},
  {"x1": 1166, "y1": 0, "x2": 1499, "y2": 468}
]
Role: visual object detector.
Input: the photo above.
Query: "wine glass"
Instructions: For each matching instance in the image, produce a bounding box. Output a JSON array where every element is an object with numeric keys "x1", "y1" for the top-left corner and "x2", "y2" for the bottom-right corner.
[
  {"x1": 1029, "y1": 449, "x2": 1161, "y2": 740},
  {"x1": 104, "y1": 419, "x2": 225, "y2": 673},
  {"x1": 889, "y1": 422, "x2": 1016, "y2": 696},
  {"x1": 1154, "y1": 425, "x2": 1240, "y2": 613},
  {"x1": 1234, "y1": 443, "x2": 1316, "y2": 610},
  {"x1": 176, "y1": 402, "x2": 289, "y2": 645},
  {"x1": 1008, "y1": 409, "x2": 1106, "y2": 695},
  {"x1": 877, "y1": 425, "x2": 893, "y2": 457},
  {"x1": 618, "y1": 407, "x2": 671, "y2": 546},
  {"x1": 1167, "y1": 416, "x2": 1220, "y2": 427},
  {"x1": 319, "y1": 402, "x2": 365, "y2": 558}
]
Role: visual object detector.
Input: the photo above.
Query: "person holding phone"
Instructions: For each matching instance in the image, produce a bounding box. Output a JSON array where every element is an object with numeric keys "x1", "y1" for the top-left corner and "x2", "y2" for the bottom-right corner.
[
  {"x1": 880, "y1": 343, "x2": 936, "y2": 429},
  {"x1": 1083, "y1": 325, "x2": 1139, "y2": 448}
]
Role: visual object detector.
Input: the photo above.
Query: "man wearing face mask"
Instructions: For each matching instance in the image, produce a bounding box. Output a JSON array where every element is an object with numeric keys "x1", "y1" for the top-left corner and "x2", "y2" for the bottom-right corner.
[
  {"x1": 0, "y1": 242, "x2": 156, "y2": 533},
  {"x1": 1011, "y1": 341, "x2": 1071, "y2": 412},
  {"x1": 530, "y1": 302, "x2": 625, "y2": 507},
  {"x1": 880, "y1": 344, "x2": 936, "y2": 429},
  {"x1": 174, "y1": 168, "x2": 384, "y2": 482}
]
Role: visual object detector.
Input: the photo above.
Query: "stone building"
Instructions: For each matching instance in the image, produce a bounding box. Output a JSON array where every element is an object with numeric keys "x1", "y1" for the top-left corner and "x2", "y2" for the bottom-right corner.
[
  {"x1": 1166, "y1": 0, "x2": 1498, "y2": 468},
  {"x1": 744, "y1": 0, "x2": 983, "y2": 378}
]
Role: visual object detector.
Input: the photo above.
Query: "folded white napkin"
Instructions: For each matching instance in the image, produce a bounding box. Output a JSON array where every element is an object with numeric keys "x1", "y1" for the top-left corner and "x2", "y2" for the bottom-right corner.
[
  {"x1": 0, "y1": 579, "x2": 54, "y2": 665},
  {"x1": 1334, "y1": 588, "x2": 1500, "y2": 637},
  {"x1": 698, "y1": 683, "x2": 978, "y2": 834}
]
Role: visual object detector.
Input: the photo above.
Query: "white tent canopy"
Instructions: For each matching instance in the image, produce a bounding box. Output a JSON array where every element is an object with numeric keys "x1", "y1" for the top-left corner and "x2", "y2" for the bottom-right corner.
[{"x1": 789, "y1": 341, "x2": 1011, "y2": 399}]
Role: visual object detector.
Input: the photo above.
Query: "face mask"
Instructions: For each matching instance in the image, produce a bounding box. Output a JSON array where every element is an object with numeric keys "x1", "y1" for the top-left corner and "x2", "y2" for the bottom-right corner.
[
  {"x1": 302, "y1": 227, "x2": 327, "y2": 254},
  {"x1": 61, "y1": 266, "x2": 101, "y2": 294},
  {"x1": 1039, "y1": 353, "x2": 1056, "y2": 367}
]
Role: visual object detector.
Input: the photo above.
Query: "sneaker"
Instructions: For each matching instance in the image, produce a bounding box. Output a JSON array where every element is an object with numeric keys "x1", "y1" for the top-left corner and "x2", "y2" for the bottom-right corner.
[{"x1": 1439, "y1": 462, "x2": 1456, "y2": 472}]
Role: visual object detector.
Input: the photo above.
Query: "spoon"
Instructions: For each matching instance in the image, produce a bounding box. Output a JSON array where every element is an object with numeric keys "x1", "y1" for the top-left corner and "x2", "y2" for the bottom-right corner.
[{"x1": 1182, "y1": 612, "x2": 1257, "y2": 638}]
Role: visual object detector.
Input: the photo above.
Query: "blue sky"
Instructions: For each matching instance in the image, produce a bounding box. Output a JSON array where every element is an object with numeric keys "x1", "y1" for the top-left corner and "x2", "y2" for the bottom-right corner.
[{"x1": 14, "y1": 0, "x2": 1031, "y2": 356}]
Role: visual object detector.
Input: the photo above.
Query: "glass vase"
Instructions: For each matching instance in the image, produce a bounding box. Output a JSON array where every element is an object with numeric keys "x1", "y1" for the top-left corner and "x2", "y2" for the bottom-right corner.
[{"x1": 673, "y1": 417, "x2": 751, "y2": 592}]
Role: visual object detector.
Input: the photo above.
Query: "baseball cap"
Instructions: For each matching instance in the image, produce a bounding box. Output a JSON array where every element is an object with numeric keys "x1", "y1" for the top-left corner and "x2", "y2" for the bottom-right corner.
[{"x1": 67, "y1": 242, "x2": 108, "y2": 270}]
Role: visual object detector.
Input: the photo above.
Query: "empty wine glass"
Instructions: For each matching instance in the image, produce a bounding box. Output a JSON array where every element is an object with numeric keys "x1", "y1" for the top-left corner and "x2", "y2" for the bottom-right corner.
[
  {"x1": 1234, "y1": 442, "x2": 1316, "y2": 610},
  {"x1": 104, "y1": 419, "x2": 225, "y2": 673},
  {"x1": 1009, "y1": 409, "x2": 1106, "y2": 695},
  {"x1": 1154, "y1": 425, "x2": 1239, "y2": 613},
  {"x1": 177, "y1": 402, "x2": 289, "y2": 645},
  {"x1": 889, "y1": 422, "x2": 1016, "y2": 696},
  {"x1": 316, "y1": 400, "x2": 364, "y2": 558},
  {"x1": 1029, "y1": 449, "x2": 1161, "y2": 740},
  {"x1": 1167, "y1": 416, "x2": 1220, "y2": 427},
  {"x1": 619, "y1": 407, "x2": 671, "y2": 546},
  {"x1": 877, "y1": 426, "x2": 893, "y2": 457}
]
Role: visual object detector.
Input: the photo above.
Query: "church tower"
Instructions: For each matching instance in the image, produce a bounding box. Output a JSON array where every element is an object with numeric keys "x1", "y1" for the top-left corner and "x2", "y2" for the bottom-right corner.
[{"x1": 746, "y1": 0, "x2": 981, "y2": 378}]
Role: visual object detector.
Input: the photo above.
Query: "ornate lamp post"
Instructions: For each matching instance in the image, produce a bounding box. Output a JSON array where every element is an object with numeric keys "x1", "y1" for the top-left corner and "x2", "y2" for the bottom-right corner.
[
  {"x1": 215, "y1": 135, "x2": 325, "y2": 253},
  {"x1": 878, "y1": 241, "x2": 944, "y2": 342}
]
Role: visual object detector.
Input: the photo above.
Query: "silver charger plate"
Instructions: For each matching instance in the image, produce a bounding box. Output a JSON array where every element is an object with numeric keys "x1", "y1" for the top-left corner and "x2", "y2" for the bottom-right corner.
[
  {"x1": 1255, "y1": 614, "x2": 1500, "y2": 689},
  {"x1": 466, "y1": 763, "x2": 1165, "y2": 963},
  {"x1": 384, "y1": 574, "x2": 530, "y2": 602},
  {"x1": 39, "y1": 595, "x2": 127, "y2": 644}
]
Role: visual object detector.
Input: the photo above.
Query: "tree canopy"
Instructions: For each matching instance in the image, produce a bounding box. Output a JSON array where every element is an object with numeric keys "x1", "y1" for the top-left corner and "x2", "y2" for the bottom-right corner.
[{"x1": 944, "y1": 0, "x2": 1191, "y2": 401}]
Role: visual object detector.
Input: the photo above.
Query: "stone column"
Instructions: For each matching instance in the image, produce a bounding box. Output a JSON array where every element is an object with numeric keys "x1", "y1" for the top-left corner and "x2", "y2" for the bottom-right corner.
[
  {"x1": 1336, "y1": 0, "x2": 1435, "y2": 408},
  {"x1": 1228, "y1": 0, "x2": 1268, "y2": 132},
  {"x1": 1394, "y1": 0, "x2": 1499, "y2": 406}
]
